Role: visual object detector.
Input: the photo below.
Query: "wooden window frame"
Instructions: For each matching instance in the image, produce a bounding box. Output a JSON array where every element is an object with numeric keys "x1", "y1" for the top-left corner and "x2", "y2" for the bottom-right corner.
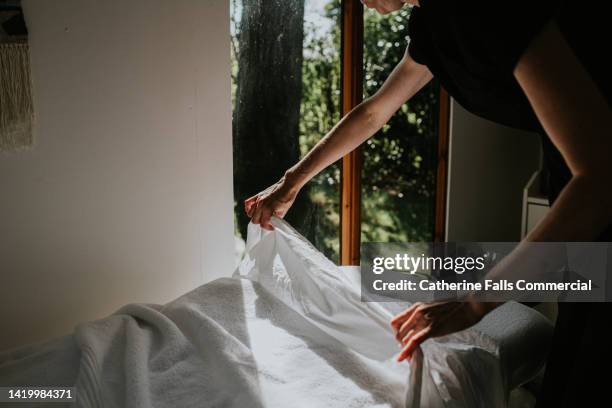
[
  {"x1": 434, "y1": 88, "x2": 451, "y2": 243},
  {"x1": 339, "y1": 0, "x2": 364, "y2": 265},
  {"x1": 339, "y1": 0, "x2": 450, "y2": 265}
]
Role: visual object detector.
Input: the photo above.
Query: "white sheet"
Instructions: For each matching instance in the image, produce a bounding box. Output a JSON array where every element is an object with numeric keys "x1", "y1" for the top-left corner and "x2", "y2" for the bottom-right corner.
[
  {"x1": 74, "y1": 278, "x2": 411, "y2": 408},
  {"x1": 1, "y1": 218, "x2": 509, "y2": 407},
  {"x1": 235, "y1": 218, "x2": 506, "y2": 408}
]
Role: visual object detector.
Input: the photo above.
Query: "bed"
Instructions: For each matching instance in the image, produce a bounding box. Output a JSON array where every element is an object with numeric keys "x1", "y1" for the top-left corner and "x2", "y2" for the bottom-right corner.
[{"x1": 0, "y1": 219, "x2": 553, "y2": 408}]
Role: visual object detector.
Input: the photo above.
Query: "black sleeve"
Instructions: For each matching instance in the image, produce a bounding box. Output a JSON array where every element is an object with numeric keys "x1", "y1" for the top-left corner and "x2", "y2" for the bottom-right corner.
[
  {"x1": 444, "y1": 1, "x2": 560, "y2": 70},
  {"x1": 406, "y1": 7, "x2": 429, "y2": 66},
  {"x1": 408, "y1": 1, "x2": 561, "y2": 72}
]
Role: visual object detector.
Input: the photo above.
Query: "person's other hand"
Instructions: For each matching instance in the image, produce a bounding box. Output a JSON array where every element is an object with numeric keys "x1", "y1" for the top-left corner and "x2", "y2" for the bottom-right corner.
[
  {"x1": 390, "y1": 301, "x2": 496, "y2": 362},
  {"x1": 244, "y1": 176, "x2": 299, "y2": 231},
  {"x1": 361, "y1": 0, "x2": 406, "y2": 15}
]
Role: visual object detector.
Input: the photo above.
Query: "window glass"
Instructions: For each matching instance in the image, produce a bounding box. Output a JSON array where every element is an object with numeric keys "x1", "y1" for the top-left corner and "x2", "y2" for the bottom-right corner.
[
  {"x1": 231, "y1": 0, "x2": 341, "y2": 263},
  {"x1": 361, "y1": 6, "x2": 440, "y2": 243}
]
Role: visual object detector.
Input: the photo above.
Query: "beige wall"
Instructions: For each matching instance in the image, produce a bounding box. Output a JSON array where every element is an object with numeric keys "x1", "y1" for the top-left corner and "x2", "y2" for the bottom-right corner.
[
  {"x1": 0, "y1": 0, "x2": 233, "y2": 351},
  {"x1": 446, "y1": 101, "x2": 541, "y2": 241}
]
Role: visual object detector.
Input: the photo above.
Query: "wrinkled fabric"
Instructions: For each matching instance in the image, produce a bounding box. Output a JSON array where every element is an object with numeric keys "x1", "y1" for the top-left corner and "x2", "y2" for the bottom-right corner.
[
  {"x1": 235, "y1": 219, "x2": 399, "y2": 361},
  {"x1": 237, "y1": 218, "x2": 506, "y2": 408},
  {"x1": 68, "y1": 217, "x2": 505, "y2": 407}
]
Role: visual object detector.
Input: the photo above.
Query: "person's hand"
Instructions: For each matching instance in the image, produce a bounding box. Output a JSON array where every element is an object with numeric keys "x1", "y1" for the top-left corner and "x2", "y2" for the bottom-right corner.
[
  {"x1": 361, "y1": 0, "x2": 406, "y2": 15},
  {"x1": 390, "y1": 300, "x2": 498, "y2": 362},
  {"x1": 244, "y1": 175, "x2": 300, "y2": 230}
]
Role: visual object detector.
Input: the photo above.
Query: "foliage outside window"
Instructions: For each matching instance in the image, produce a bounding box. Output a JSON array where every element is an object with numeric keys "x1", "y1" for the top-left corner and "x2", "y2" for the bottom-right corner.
[
  {"x1": 361, "y1": 7, "x2": 440, "y2": 244},
  {"x1": 231, "y1": 1, "x2": 439, "y2": 264}
]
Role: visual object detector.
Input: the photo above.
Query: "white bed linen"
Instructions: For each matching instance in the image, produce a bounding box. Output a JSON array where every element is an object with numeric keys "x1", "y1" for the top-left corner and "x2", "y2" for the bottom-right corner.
[
  {"x1": 76, "y1": 277, "x2": 414, "y2": 408},
  {"x1": 0, "y1": 218, "x2": 512, "y2": 407}
]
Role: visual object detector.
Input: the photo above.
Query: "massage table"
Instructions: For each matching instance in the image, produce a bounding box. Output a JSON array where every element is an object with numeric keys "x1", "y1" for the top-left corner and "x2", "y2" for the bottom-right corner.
[{"x1": 0, "y1": 220, "x2": 553, "y2": 407}]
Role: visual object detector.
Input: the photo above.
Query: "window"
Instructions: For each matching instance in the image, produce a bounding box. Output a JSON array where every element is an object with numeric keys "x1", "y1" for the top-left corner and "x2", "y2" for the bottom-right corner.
[
  {"x1": 361, "y1": 7, "x2": 443, "y2": 243},
  {"x1": 231, "y1": 0, "x2": 341, "y2": 262},
  {"x1": 231, "y1": 0, "x2": 448, "y2": 265}
]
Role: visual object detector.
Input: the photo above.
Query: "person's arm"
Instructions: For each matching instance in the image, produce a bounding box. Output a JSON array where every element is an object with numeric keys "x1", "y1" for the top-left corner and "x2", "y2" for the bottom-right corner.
[
  {"x1": 246, "y1": 51, "x2": 432, "y2": 229},
  {"x1": 516, "y1": 23, "x2": 612, "y2": 242},
  {"x1": 392, "y1": 21, "x2": 612, "y2": 363}
]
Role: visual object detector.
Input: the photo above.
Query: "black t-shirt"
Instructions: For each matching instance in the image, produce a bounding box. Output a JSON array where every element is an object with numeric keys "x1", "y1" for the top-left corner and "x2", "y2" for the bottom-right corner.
[
  {"x1": 406, "y1": 0, "x2": 610, "y2": 206},
  {"x1": 407, "y1": 5, "x2": 612, "y2": 405},
  {"x1": 407, "y1": 0, "x2": 559, "y2": 132}
]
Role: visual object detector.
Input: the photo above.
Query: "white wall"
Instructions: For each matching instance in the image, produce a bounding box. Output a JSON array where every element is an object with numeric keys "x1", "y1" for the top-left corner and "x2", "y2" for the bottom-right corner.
[
  {"x1": 0, "y1": 0, "x2": 233, "y2": 351},
  {"x1": 446, "y1": 100, "x2": 541, "y2": 241}
]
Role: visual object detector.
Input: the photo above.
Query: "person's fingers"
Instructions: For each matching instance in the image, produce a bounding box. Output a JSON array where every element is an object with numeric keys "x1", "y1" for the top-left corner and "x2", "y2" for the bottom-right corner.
[
  {"x1": 274, "y1": 200, "x2": 292, "y2": 219},
  {"x1": 394, "y1": 303, "x2": 422, "y2": 340},
  {"x1": 245, "y1": 179, "x2": 296, "y2": 225},
  {"x1": 401, "y1": 329, "x2": 415, "y2": 346},
  {"x1": 396, "y1": 307, "x2": 423, "y2": 343},
  {"x1": 245, "y1": 201, "x2": 254, "y2": 217},
  {"x1": 391, "y1": 304, "x2": 415, "y2": 325},
  {"x1": 260, "y1": 207, "x2": 275, "y2": 231},
  {"x1": 397, "y1": 327, "x2": 430, "y2": 362},
  {"x1": 244, "y1": 195, "x2": 258, "y2": 217},
  {"x1": 251, "y1": 200, "x2": 263, "y2": 225},
  {"x1": 391, "y1": 303, "x2": 418, "y2": 331},
  {"x1": 274, "y1": 207, "x2": 285, "y2": 218},
  {"x1": 391, "y1": 313, "x2": 411, "y2": 335}
]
